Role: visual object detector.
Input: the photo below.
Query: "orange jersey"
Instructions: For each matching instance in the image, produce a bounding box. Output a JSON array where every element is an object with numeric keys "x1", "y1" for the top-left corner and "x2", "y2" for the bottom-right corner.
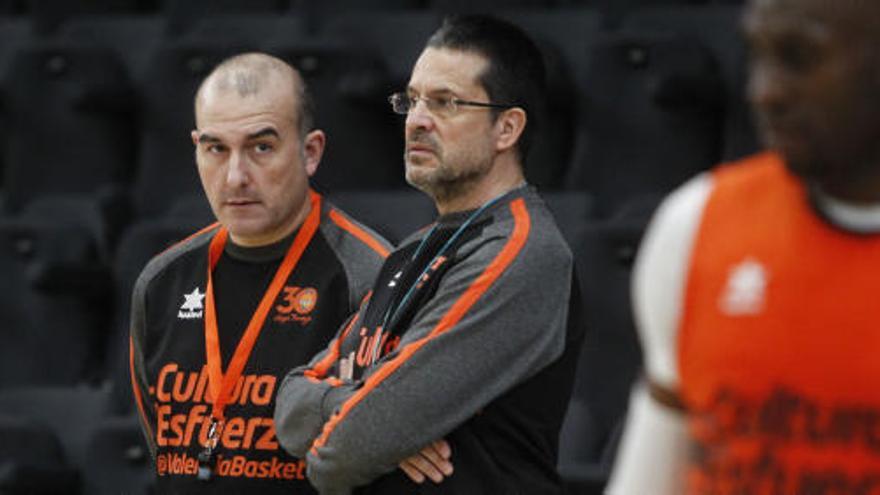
[{"x1": 678, "y1": 153, "x2": 880, "y2": 494}]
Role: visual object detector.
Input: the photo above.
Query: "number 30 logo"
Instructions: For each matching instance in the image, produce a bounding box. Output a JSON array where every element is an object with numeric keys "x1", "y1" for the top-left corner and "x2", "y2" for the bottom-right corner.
[{"x1": 276, "y1": 287, "x2": 318, "y2": 316}]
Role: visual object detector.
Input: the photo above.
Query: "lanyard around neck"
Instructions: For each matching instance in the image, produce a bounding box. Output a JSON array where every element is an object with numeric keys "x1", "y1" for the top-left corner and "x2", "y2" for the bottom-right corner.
[
  {"x1": 203, "y1": 191, "x2": 321, "y2": 422},
  {"x1": 377, "y1": 191, "x2": 511, "y2": 344}
]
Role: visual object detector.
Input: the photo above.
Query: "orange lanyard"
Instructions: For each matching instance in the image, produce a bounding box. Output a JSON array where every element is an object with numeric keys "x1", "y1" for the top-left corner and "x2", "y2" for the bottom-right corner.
[{"x1": 203, "y1": 191, "x2": 321, "y2": 430}]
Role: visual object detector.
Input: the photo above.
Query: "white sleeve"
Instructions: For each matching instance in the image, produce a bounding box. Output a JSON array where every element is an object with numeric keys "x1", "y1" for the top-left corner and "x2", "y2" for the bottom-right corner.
[
  {"x1": 605, "y1": 174, "x2": 713, "y2": 495},
  {"x1": 632, "y1": 173, "x2": 712, "y2": 389},
  {"x1": 604, "y1": 382, "x2": 690, "y2": 495}
]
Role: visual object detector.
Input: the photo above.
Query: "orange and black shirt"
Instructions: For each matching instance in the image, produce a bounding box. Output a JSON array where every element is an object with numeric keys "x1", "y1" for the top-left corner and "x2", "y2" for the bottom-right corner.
[
  {"x1": 129, "y1": 192, "x2": 389, "y2": 494},
  {"x1": 275, "y1": 186, "x2": 585, "y2": 494},
  {"x1": 678, "y1": 155, "x2": 880, "y2": 494}
]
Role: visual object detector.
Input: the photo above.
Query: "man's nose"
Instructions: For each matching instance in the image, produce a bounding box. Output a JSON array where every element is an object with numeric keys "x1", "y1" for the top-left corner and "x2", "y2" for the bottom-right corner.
[
  {"x1": 747, "y1": 61, "x2": 791, "y2": 115},
  {"x1": 226, "y1": 152, "x2": 251, "y2": 187},
  {"x1": 405, "y1": 99, "x2": 436, "y2": 134}
]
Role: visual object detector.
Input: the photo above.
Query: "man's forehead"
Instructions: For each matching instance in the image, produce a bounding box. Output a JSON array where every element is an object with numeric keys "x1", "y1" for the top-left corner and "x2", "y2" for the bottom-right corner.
[
  {"x1": 195, "y1": 101, "x2": 293, "y2": 137},
  {"x1": 408, "y1": 47, "x2": 488, "y2": 95}
]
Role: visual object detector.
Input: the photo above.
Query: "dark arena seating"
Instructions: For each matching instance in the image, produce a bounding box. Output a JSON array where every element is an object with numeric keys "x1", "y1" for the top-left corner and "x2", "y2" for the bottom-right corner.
[{"x1": 0, "y1": 1, "x2": 749, "y2": 493}]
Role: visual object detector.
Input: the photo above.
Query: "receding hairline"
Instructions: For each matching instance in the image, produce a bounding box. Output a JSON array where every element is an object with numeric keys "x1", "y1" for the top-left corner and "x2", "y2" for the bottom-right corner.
[
  {"x1": 194, "y1": 52, "x2": 316, "y2": 136},
  {"x1": 195, "y1": 53, "x2": 303, "y2": 113}
]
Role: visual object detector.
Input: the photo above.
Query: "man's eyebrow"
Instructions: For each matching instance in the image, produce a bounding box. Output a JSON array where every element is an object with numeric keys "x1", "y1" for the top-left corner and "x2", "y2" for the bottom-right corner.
[
  {"x1": 197, "y1": 132, "x2": 221, "y2": 144},
  {"x1": 247, "y1": 127, "x2": 280, "y2": 140}
]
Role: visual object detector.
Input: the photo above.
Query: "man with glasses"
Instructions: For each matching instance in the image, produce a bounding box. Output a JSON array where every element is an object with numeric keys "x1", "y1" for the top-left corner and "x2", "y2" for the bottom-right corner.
[{"x1": 274, "y1": 15, "x2": 585, "y2": 495}]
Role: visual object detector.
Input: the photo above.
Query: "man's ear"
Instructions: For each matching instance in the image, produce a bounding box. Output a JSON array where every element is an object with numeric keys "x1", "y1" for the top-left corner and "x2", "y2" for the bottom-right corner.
[
  {"x1": 303, "y1": 129, "x2": 326, "y2": 177},
  {"x1": 494, "y1": 107, "x2": 527, "y2": 153},
  {"x1": 191, "y1": 130, "x2": 200, "y2": 147}
]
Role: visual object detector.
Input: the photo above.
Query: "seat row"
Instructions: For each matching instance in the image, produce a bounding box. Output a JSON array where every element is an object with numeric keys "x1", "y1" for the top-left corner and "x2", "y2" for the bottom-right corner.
[{"x1": 0, "y1": 5, "x2": 759, "y2": 220}]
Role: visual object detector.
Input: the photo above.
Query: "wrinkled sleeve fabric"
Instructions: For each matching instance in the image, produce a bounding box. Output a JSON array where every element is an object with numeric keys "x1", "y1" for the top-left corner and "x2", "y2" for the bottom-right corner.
[
  {"x1": 274, "y1": 203, "x2": 574, "y2": 494},
  {"x1": 273, "y1": 310, "x2": 363, "y2": 458}
]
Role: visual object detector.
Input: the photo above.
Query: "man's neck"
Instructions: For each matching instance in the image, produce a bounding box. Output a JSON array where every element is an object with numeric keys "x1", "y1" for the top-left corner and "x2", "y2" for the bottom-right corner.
[{"x1": 434, "y1": 164, "x2": 525, "y2": 215}]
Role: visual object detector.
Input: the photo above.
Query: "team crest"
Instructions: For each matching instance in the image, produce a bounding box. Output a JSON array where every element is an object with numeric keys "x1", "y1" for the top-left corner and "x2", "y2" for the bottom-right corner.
[
  {"x1": 274, "y1": 286, "x2": 318, "y2": 325},
  {"x1": 718, "y1": 258, "x2": 768, "y2": 316}
]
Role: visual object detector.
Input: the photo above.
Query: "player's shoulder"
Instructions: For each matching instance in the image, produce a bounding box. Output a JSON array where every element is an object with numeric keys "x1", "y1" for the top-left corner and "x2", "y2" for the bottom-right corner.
[
  {"x1": 319, "y1": 198, "x2": 392, "y2": 262},
  {"x1": 134, "y1": 223, "x2": 218, "y2": 294},
  {"x1": 471, "y1": 187, "x2": 573, "y2": 272}
]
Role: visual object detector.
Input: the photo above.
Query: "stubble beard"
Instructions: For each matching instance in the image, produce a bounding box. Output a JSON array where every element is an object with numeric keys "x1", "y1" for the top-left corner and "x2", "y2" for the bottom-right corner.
[{"x1": 405, "y1": 150, "x2": 493, "y2": 206}]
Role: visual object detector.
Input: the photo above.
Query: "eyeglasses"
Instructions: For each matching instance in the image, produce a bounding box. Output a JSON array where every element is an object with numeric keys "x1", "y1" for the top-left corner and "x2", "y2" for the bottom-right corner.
[{"x1": 388, "y1": 92, "x2": 516, "y2": 118}]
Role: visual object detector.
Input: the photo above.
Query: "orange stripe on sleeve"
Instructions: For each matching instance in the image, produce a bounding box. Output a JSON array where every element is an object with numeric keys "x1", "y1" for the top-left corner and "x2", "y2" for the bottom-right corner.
[
  {"x1": 129, "y1": 336, "x2": 154, "y2": 443},
  {"x1": 328, "y1": 209, "x2": 390, "y2": 258},
  {"x1": 310, "y1": 198, "x2": 531, "y2": 453}
]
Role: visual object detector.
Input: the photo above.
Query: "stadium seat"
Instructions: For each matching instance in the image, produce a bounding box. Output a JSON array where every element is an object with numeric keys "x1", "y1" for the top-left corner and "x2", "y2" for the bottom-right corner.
[
  {"x1": 82, "y1": 414, "x2": 153, "y2": 495},
  {"x1": 0, "y1": 0, "x2": 16, "y2": 14},
  {"x1": 558, "y1": 194, "x2": 659, "y2": 493},
  {"x1": 0, "y1": 385, "x2": 114, "y2": 470},
  {"x1": 0, "y1": 212, "x2": 112, "y2": 388},
  {"x1": 19, "y1": 0, "x2": 143, "y2": 35},
  {"x1": 567, "y1": 29, "x2": 723, "y2": 216},
  {"x1": 328, "y1": 189, "x2": 436, "y2": 244},
  {"x1": 501, "y1": 8, "x2": 603, "y2": 188},
  {"x1": 266, "y1": 38, "x2": 406, "y2": 192},
  {"x1": 624, "y1": 4, "x2": 760, "y2": 162},
  {"x1": 429, "y1": 0, "x2": 560, "y2": 13},
  {"x1": 0, "y1": 42, "x2": 135, "y2": 213},
  {"x1": 292, "y1": 0, "x2": 426, "y2": 34},
  {"x1": 161, "y1": 0, "x2": 288, "y2": 37},
  {"x1": 541, "y1": 190, "x2": 593, "y2": 247},
  {"x1": 0, "y1": 415, "x2": 81, "y2": 494},
  {"x1": 180, "y1": 15, "x2": 308, "y2": 48},
  {"x1": 20, "y1": 190, "x2": 131, "y2": 259},
  {"x1": 59, "y1": 15, "x2": 165, "y2": 79}
]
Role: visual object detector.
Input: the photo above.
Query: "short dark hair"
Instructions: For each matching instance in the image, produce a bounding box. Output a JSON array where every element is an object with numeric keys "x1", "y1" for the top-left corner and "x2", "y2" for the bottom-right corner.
[{"x1": 426, "y1": 15, "x2": 547, "y2": 163}]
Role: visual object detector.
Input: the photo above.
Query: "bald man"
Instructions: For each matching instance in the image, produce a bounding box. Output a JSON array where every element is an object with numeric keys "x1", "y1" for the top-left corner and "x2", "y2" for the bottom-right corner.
[
  {"x1": 129, "y1": 52, "x2": 391, "y2": 493},
  {"x1": 607, "y1": 0, "x2": 880, "y2": 493}
]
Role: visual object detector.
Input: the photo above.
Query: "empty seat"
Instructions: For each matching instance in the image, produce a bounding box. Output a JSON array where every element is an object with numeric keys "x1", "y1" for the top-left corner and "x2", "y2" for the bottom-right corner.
[
  {"x1": 180, "y1": 15, "x2": 308, "y2": 48},
  {"x1": 0, "y1": 415, "x2": 81, "y2": 494},
  {"x1": 266, "y1": 38, "x2": 406, "y2": 191},
  {"x1": 293, "y1": 0, "x2": 425, "y2": 34},
  {"x1": 0, "y1": 212, "x2": 112, "y2": 388},
  {"x1": 0, "y1": 385, "x2": 114, "y2": 471},
  {"x1": 429, "y1": 0, "x2": 560, "y2": 13},
  {"x1": 161, "y1": 0, "x2": 289, "y2": 37},
  {"x1": 82, "y1": 414, "x2": 153, "y2": 495},
  {"x1": 624, "y1": 4, "x2": 759, "y2": 162},
  {"x1": 324, "y1": 11, "x2": 442, "y2": 90},
  {"x1": 20, "y1": 0, "x2": 144, "y2": 35},
  {"x1": 0, "y1": 42, "x2": 135, "y2": 213},
  {"x1": 567, "y1": 30, "x2": 723, "y2": 215},
  {"x1": 501, "y1": 9, "x2": 603, "y2": 188},
  {"x1": 59, "y1": 15, "x2": 165, "y2": 80},
  {"x1": 20, "y1": 190, "x2": 131, "y2": 260},
  {"x1": 541, "y1": 190, "x2": 592, "y2": 247},
  {"x1": 328, "y1": 190, "x2": 436, "y2": 244},
  {"x1": 558, "y1": 195, "x2": 660, "y2": 492}
]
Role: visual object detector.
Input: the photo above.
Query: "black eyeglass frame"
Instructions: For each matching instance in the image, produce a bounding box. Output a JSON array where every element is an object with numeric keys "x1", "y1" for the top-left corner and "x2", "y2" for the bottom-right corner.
[{"x1": 388, "y1": 92, "x2": 517, "y2": 116}]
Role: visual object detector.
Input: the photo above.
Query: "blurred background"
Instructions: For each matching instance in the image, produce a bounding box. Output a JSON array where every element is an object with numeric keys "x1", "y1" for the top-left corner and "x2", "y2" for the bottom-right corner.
[{"x1": 0, "y1": 0, "x2": 757, "y2": 493}]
